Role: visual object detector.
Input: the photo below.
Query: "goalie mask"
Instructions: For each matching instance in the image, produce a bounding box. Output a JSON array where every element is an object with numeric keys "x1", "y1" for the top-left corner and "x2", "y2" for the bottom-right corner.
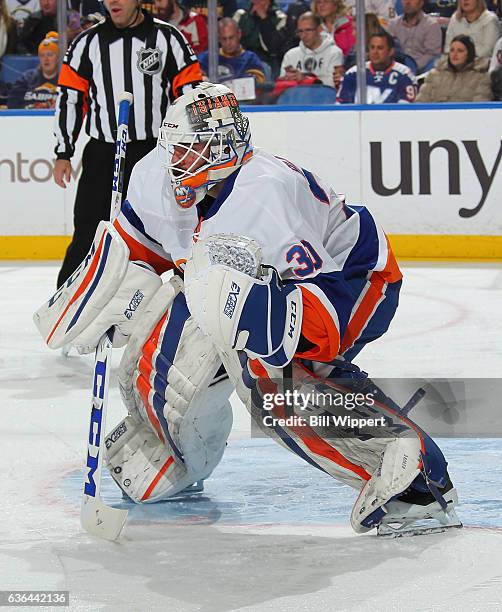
[{"x1": 158, "y1": 82, "x2": 253, "y2": 208}]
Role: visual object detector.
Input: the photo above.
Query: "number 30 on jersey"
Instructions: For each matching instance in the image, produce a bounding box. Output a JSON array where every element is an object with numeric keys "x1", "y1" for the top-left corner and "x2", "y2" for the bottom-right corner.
[{"x1": 286, "y1": 240, "x2": 323, "y2": 278}]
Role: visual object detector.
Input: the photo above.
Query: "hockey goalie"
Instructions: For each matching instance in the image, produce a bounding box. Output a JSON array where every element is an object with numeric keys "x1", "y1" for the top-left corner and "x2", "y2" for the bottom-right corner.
[{"x1": 34, "y1": 82, "x2": 461, "y2": 536}]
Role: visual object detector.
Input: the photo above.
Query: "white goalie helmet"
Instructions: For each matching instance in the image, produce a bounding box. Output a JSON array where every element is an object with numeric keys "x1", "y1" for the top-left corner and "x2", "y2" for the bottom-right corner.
[{"x1": 158, "y1": 82, "x2": 253, "y2": 208}]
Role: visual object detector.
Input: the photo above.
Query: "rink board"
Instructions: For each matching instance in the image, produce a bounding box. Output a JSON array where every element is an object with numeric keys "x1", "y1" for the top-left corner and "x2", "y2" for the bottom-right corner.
[{"x1": 1, "y1": 104, "x2": 502, "y2": 260}]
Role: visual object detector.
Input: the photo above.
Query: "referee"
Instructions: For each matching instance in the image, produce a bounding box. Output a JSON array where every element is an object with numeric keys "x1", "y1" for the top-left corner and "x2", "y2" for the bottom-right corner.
[{"x1": 53, "y1": 0, "x2": 202, "y2": 287}]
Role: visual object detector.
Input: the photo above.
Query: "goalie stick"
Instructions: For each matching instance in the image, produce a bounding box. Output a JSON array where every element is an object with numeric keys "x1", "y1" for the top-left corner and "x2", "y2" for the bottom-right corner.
[{"x1": 80, "y1": 92, "x2": 133, "y2": 541}]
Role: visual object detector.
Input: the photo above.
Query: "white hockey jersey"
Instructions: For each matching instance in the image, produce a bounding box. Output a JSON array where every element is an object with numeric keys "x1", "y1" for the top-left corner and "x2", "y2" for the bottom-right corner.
[{"x1": 115, "y1": 148, "x2": 401, "y2": 361}]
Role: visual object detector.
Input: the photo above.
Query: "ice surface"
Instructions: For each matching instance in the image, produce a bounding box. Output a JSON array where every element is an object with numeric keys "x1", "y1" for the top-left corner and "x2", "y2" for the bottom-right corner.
[{"x1": 1, "y1": 262, "x2": 502, "y2": 611}]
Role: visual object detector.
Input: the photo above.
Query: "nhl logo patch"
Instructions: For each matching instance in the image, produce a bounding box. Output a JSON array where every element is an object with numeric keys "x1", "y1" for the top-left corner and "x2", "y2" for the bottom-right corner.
[{"x1": 136, "y1": 47, "x2": 163, "y2": 75}]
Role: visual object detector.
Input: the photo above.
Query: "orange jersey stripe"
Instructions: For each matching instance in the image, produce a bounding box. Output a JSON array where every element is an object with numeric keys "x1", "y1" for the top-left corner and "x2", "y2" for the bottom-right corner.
[
  {"x1": 380, "y1": 236, "x2": 402, "y2": 283},
  {"x1": 296, "y1": 286, "x2": 341, "y2": 362},
  {"x1": 172, "y1": 62, "x2": 203, "y2": 98},
  {"x1": 113, "y1": 219, "x2": 174, "y2": 275},
  {"x1": 58, "y1": 63, "x2": 90, "y2": 96},
  {"x1": 339, "y1": 274, "x2": 386, "y2": 355},
  {"x1": 141, "y1": 456, "x2": 174, "y2": 501}
]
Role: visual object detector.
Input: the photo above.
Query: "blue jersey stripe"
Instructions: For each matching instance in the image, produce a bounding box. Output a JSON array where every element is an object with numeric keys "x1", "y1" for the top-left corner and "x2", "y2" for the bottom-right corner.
[
  {"x1": 121, "y1": 199, "x2": 162, "y2": 246},
  {"x1": 201, "y1": 167, "x2": 242, "y2": 221},
  {"x1": 65, "y1": 232, "x2": 112, "y2": 333},
  {"x1": 343, "y1": 206, "x2": 381, "y2": 278}
]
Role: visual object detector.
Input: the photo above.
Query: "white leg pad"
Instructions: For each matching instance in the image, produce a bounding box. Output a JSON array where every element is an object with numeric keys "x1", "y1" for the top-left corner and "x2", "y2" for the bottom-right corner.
[
  {"x1": 350, "y1": 436, "x2": 422, "y2": 533},
  {"x1": 105, "y1": 413, "x2": 230, "y2": 503}
]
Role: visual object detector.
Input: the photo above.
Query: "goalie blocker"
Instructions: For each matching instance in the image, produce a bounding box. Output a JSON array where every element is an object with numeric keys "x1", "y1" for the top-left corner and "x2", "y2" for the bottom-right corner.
[{"x1": 33, "y1": 221, "x2": 162, "y2": 353}]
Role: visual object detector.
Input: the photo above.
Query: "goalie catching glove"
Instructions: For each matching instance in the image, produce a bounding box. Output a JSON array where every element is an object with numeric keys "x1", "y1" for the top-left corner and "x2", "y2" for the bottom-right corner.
[
  {"x1": 184, "y1": 234, "x2": 303, "y2": 368},
  {"x1": 33, "y1": 221, "x2": 162, "y2": 352}
]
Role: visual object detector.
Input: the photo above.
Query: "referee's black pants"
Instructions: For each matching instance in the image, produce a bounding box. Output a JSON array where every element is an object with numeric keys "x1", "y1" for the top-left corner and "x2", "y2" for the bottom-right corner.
[{"x1": 57, "y1": 137, "x2": 157, "y2": 288}]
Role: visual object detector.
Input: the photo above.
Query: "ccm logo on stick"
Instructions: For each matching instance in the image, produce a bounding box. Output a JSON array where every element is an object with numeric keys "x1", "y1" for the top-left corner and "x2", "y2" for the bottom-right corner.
[{"x1": 84, "y1": 358, "x2": 107, "y2": 497}]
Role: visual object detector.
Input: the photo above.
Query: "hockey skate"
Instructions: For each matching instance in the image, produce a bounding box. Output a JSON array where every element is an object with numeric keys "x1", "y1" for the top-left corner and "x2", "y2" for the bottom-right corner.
[
  {"x1": 377, "y1": 476, "x2": 463, "y2": 538},
  {"x1": 120, "y1": 480, "x2": 205, "y2": 502}
]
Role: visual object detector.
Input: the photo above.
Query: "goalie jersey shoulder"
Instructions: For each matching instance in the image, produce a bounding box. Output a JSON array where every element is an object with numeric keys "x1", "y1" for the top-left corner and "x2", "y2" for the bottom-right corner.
[
  {"x1": 199, "y1": 149, "x2": 400, "y2": 283},
  {"x1": 113, "y1": 149, "x2": 197, "y2": 272}
]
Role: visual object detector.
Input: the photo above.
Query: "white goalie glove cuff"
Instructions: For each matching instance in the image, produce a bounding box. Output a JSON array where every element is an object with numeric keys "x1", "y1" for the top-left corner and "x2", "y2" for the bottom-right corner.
[
  {"x1": 33, "y1": 221, "x2": 162, "y2": 352},
  {"x1": 185, "y1": 235, "x2": 303, "y2": 368}
]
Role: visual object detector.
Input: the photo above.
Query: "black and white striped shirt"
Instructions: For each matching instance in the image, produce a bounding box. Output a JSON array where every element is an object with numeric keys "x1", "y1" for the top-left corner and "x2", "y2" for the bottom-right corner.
[{"x1": 54, "y1": 11, "x2": 202, "y2": 159}]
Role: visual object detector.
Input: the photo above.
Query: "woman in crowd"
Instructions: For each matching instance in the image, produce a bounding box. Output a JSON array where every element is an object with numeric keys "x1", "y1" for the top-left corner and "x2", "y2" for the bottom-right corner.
[
  {"x1": 416, "y1": 34, "x2": 492, "y2": 101},
  {"x1": 312, "y1": 0, "x2": 355, "y2": 56},
  {"x1": 444, "y1": 0, "x2": 500, "y2": 60},
  {"x1": 0, "y1": 0, "x2": 17, "y2": 61}
]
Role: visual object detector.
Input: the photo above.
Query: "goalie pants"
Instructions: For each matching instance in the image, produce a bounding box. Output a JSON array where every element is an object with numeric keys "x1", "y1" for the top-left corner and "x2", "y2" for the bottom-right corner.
[{"x1": 57, "y1": 137, "x2": 156, "y2": 288}]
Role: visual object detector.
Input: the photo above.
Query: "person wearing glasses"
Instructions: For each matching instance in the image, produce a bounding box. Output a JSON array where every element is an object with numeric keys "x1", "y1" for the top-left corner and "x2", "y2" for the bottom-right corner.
[{"x1": 278, "y1": 11, "x2": 343, "y2": 87}]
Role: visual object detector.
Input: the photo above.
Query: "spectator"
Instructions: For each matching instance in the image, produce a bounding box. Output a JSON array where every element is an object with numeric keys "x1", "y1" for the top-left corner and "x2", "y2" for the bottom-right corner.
[
  {"x1": 312, "y1": 0, "x2": 355, "y2": 56},
  {"x1": 344, "y1": 0, "x2": 397, "y2": 27},
  {"x1": 343, "y1": 12, "x2": 385, "y2": 70},
  {"x1": 488, "y1": 35, "x2": 502, "y2": 72},
  {"x1": 80, "y1": 12, "x2": 104, "y2": 30},
  {"x1": 444, "y1": 0, "x2": 500, "y2": 60},
  {"x1": 387, "y1": 0, "x2": 442, "y2": 73},
  {"x1": 338, "y1": 30, "x2": 417, "y2": 102},
  {"x1": 6, "y1": 0, "x2": 39, "y2": 35},
  {"x1": 233, "y1": 0, "x2": 287, "y2": 77},
  {"x1": 278, "y1": 12, "x2": 343, "y2": 86},
  {"x1": 198, "y1": 18, "x2": 265, "y2": 83},
  {"x1": 154, "y1": 0, "x2": 208, "y2": 53},
  {"x1": 1, "y1": 0, "x2": 17, "y2": 57},
  {"x1": 7, "y1": 30, "x2": 58, "y2": 107},
  {"x1": 282, "y1": 0, "x2": 309, "y2": 52},
  {"x1": 417, "y1": 34, "x2": 492, "y2": 100},
  {"x1": 424, "y1": 0, "x2": 456, "y2": 18},
  {"x1": 189, "y1": 0, "x2": 237, "y2": 19},
  {"x1": 425, "y1": 0, "x2": 498, "y2": 19},
  {"x1": 67, "y1": 8, "x2": 84, "y2": 43},
  {"x1": 490, "y1": 64, "x2": 502, "y2": 99},
  {"x1": 17, "y1": 0, "x2": 56, "y2": 54}
]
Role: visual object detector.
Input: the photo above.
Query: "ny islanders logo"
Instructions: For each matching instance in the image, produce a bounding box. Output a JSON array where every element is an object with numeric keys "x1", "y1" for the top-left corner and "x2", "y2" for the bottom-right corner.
[{"x1": 174, "y1": 185, "x2": 197, "y2": 208}]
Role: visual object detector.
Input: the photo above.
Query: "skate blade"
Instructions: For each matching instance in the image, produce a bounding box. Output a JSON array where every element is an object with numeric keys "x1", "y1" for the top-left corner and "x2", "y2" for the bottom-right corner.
[
  {"x1": 165, "y1": 480, "x2": 205, "y2": 500},
  {"x1": 377, "y1": 489, "x2": 462, "y2": 538},
  {"x1": 378, "y1": 520, "x2": 463, "y2": 538},
  {"x1": 378, "y1": 507, "x2": 463, "y2": 538}
]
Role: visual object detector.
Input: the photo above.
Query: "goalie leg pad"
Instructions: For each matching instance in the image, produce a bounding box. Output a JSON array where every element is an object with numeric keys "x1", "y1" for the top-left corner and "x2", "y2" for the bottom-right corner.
[
  {"x1": 118, "y1": 280, "x2": 233, "y2": 476},
  {"x1": 33, "y1": 221, "x2": 162, "y2": 351},
  {"x1": 105, "y1": 417, "x2": 197, "y2": 503},
  {"x1": 228, "y1": 354, "x2": 452, "y2": 532}
]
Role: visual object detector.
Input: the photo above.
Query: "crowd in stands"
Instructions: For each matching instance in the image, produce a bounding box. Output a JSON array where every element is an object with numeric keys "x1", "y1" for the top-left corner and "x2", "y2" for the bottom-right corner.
[{"x1": 2, "y1": 0, "x2": 502, "y2": 107}]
